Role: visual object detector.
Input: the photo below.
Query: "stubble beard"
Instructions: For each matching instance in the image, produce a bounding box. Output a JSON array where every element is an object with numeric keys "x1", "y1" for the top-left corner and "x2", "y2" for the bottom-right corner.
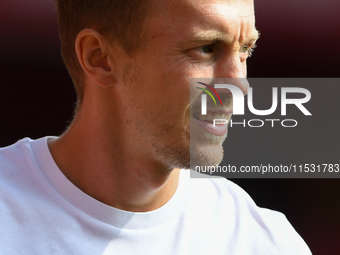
[
  {"x1": 188, "y1": 95, "x2": 231, "y2": 169},
  {"x1": 122, "y1": 62, "x2": 191, "y2": 171},
  {"x1": 122, "y1": 63, "x2": 231, "y2": 171},
  {"x1": 189, "y1": 128, "x2": 227, "y2": 169}
]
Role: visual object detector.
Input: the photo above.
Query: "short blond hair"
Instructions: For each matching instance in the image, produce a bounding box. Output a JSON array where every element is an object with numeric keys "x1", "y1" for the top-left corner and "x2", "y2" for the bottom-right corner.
[{"x1": 55, "y1": 0, "x2": 154, "y2": 108}]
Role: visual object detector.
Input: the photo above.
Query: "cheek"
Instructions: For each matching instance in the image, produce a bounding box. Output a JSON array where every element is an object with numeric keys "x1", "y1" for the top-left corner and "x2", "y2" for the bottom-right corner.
[
  {"x1": 136, "y1": 54, "x2": 204, "y2": 120},
  {"x1": 241, "y1": 61, "x2": 248, "y2": 77},
  {"x1": 153, "y1": 67, "x2": 191, "y2": 108}
]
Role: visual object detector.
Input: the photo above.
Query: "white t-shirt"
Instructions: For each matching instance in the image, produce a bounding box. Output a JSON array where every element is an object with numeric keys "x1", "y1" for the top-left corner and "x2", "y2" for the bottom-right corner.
[{"x1": 0, "y1": 137, "x2": 311, "y2": 254}]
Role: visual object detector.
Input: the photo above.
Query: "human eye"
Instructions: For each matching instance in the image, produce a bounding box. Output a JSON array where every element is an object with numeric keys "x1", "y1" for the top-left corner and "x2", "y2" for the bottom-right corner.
[
  {"x1": 197, "y1": 44, "x2": 214, "y2": 54},
  {"x1": 241, "y1": 43, "x2": 257, "y2": 57},
  {"x1": 186, "y1": 43, "x2": 216, "y2": 61}
]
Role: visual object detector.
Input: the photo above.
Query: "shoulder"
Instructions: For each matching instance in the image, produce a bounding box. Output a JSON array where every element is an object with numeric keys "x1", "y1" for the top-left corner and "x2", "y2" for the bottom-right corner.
[
  {"x1": 0, "y1": 138, "x2": 35, "y2": 181},
  {"x1": 0, "y1": 137, "x2": 49, "y2": 199},
  {"x1": 182, "y1": 170, "x2": 312, "y2": 254}
]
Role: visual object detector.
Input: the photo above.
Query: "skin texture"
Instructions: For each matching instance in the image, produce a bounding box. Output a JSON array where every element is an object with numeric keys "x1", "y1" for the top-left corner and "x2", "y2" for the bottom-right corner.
[{"x1": 48, "y1": 0, "x2": 258, "y2": 212}]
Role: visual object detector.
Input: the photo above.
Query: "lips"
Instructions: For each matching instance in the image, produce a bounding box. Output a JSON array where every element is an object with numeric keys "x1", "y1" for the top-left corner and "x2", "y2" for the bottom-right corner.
[
  {"x1": 193, "y1": 116, "x2": 229, "y2": 136},
  {"x1": 192, "y1": 109, "x2": 232, "y2": 136},
  {"x1": 190, "y1": 93, "x2": 233, "y2": 136},
  {"x1": 194, "y1": 112, "x2": 228, "y2": 122}
]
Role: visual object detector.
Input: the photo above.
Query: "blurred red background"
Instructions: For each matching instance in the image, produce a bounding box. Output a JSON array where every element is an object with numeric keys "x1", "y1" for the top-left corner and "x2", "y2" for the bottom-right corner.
[{"x1": 0, "y1": 0, "x2": 339, "y2": 254}]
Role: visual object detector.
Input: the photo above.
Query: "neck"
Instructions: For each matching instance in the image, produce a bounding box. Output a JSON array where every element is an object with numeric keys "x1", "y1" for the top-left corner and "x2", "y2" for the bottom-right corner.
[{"x1": 48, "y1": 94, "x2": 180, "y2": 212}]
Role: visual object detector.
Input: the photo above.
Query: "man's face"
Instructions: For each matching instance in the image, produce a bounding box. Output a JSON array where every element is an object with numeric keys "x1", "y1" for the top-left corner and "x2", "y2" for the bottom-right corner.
[{"x1": 115, "y1": 0, "x2": 257, "y2": 170}]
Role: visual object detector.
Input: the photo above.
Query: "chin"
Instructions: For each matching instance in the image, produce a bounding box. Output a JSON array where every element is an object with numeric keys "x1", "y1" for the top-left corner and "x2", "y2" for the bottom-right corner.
[
  {"x1": 189, "y1": 121, "x2": 227, "y2": 169},
  {"x1": 190, "y1": 141, "x2": 225, "y2": 169}
]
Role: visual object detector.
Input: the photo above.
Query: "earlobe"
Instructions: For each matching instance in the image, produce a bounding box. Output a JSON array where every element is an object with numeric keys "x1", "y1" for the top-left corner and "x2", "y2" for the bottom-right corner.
[{"x1": 75, "y1": 29, "x2": 116, "y2": 87}]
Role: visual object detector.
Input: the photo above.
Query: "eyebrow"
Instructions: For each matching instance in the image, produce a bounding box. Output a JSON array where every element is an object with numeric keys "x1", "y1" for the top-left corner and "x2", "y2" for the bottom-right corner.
[{"x1": 189, "y1": 29, "x2": 260, "y2": 45}]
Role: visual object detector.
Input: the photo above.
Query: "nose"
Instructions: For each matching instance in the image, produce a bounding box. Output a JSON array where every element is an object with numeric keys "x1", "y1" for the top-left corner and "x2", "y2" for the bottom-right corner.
[{"x1": 213, "y1": 52, "x2": 249, "y2": 95}]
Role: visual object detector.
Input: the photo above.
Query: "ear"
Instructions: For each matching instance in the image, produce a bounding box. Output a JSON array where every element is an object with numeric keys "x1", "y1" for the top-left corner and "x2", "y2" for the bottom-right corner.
[{"x1": 75, "y1": 29, "x2": 116, "y2": 87}]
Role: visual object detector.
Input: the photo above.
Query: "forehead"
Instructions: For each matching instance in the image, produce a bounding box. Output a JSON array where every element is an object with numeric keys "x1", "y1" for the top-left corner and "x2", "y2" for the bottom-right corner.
[
  {"x1": 169, "y1": 0, "x2": 255, "y2": 18},
  {"x1": 147, "y1": 0, "x2": 256, "y2": 42}
]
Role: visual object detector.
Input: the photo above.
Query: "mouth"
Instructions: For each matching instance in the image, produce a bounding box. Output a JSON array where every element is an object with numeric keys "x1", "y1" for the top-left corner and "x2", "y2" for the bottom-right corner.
[{"x1": 192, "y1": 110, "x2": 232, "y2": 136}]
